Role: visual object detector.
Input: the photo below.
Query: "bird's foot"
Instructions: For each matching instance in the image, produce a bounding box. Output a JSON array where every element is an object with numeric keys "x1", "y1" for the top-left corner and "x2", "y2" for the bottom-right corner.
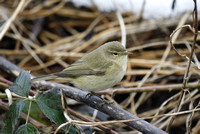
[
  {"x1": 100, "y1": 100, "x2": 113, "y2": 107},
  {"x1": 86, "y1": 91, "x2": 113, "y2": 106},
  {"x1": 86, "y1": 91, "x2": 98, "y2": 98}
]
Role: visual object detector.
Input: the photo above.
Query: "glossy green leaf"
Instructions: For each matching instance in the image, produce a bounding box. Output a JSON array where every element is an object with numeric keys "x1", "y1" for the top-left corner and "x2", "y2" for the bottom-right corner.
[
  {"x1": 36, "y1": 89, "x2": 66, "y2": 125},
  {"x1": 9, "y1": 71, "x2": 31, "y2": 97},
  {"x1": 15, "y1": 124, "x2": 38, "y2": 134},
  {"x1": 3, "y1": 100, "x2": 26, "y2": 134}
]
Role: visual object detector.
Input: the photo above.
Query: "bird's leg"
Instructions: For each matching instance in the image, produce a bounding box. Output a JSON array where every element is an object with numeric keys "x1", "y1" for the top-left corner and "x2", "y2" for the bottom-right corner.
[
  {"x1": 100, "y1": 100, "x2": 113, "y2": 107},
  {"x1": 86, "y1": 91, "x2": 103, "y2": 100},
  {"x1": 86, "y1": 91, "x2": 99, "y2": 97},
  {"x1": 86, "y1": 91, "x2": 113, "y2": 106}
]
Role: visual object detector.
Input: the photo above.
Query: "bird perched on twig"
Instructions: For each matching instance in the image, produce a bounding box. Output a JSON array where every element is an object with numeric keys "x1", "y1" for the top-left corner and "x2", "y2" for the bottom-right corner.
[{"x1": 32, "y1": 41, "x2": 132, "y2": 92}]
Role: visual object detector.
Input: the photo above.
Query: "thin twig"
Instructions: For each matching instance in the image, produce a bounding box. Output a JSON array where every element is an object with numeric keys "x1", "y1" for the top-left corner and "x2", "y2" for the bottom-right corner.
[
  {"x1": 97, "y1": 82, "x2": 200, "y2": 94},
  {"x1": 166, "y1": 0, "x2": 198, "y2": 131}
]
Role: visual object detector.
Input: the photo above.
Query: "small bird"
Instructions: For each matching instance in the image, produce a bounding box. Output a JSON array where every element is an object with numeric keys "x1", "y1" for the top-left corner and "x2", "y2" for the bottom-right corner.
[{"x1": 32, "y1": 41, "x2": 132, "y2": 91}]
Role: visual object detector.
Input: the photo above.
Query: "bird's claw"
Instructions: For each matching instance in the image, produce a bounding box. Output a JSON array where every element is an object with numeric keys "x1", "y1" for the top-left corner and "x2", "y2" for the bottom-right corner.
[{"x1": 86, "y1": 91, "x2": 113, "y2": 106}]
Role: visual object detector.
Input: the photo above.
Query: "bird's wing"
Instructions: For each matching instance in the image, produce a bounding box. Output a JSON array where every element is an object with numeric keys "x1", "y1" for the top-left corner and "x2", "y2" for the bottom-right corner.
[{"x1": 55, "y1": 60, "x2": 106, "y2": 77}]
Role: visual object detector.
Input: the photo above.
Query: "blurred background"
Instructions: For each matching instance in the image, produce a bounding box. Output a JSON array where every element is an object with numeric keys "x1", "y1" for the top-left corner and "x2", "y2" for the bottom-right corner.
[{"x1": 0, "y1": 0, "x2": 200, "y2": 133}]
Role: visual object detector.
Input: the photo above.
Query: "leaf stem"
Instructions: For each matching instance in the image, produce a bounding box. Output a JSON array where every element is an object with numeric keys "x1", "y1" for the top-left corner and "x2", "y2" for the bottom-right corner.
[{"x1": 26, "y1": 100, "x2": 32, "y2": 124}]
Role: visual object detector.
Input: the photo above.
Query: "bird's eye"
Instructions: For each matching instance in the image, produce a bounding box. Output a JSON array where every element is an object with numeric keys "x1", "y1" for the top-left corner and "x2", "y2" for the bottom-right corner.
[{"x1": 113, "y1": 52, "x2": 118, "y2": 56}]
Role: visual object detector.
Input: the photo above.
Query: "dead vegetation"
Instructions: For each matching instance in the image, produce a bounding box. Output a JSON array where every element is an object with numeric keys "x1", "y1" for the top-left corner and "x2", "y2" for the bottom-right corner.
[{"x1": 0, "y1": 0, "x2": 199, "y2": 133}]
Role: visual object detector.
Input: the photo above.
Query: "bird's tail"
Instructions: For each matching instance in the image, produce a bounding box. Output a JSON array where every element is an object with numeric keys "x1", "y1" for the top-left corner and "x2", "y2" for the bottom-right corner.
[{"x1": 31, "y1": 74, "x2": 58, "y2": 82}]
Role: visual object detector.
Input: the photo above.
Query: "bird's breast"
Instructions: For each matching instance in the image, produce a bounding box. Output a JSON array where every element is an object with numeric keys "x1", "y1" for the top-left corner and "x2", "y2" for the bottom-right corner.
[
  {"x1": 71, "y1": 61, "x2": 126, "y2": 91},
  {"x1": 70, "y1": 56, "x2": 127, "y2": 91}
]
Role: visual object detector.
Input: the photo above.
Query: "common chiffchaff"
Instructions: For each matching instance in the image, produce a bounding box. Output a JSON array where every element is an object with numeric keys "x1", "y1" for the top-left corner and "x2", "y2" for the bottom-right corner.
[{"x1": 32, "y1": 41, "x2": 132, "y2": 91}]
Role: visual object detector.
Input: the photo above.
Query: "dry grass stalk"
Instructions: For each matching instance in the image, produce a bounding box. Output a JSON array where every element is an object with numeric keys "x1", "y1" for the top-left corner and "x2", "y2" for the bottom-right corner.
[{"x1": 0, "y1": 1, "x2": 199, "y2": 133}]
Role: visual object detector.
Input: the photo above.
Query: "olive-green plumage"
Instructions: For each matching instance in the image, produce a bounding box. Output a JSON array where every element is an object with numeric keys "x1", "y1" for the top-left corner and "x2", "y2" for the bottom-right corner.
[{"x1": 32, "y1": 41, "x2": 131, "y2": 91}]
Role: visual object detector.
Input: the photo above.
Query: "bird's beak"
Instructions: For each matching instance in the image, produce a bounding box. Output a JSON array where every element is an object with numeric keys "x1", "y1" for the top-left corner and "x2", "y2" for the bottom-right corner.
[{"x1": 123, "y1": 51, "x2": 133, "y2": 55}]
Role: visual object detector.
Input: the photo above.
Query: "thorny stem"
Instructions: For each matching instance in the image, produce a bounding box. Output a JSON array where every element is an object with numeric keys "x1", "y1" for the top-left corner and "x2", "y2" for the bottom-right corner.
[{"x1": 166, "y1": 0, "x2": 198, "y2": 132}]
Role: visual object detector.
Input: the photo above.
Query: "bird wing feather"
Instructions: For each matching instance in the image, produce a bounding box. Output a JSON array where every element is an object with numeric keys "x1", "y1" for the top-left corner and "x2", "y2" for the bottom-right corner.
[{"x1": 55, "y1": 60, "x2": 106, "y2": 77}]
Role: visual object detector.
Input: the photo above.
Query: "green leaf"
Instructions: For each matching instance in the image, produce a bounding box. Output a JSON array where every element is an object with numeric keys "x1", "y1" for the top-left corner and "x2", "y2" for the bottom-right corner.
[
  {"x1": 15, "y1": 124, "x2": 38, "y2": 134},
  {"x1": 36, "y1": 89, "x2": 66, "y2": 125},
  {"x1": 3, "y1": 100, "x2": 26, "y2": 134},
  {"x1": 23, "y1": 101, "x2": 45, "y2": 123},
  {"x1": 9, "y1": 71, "x2": 31, "y2": 97}
]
